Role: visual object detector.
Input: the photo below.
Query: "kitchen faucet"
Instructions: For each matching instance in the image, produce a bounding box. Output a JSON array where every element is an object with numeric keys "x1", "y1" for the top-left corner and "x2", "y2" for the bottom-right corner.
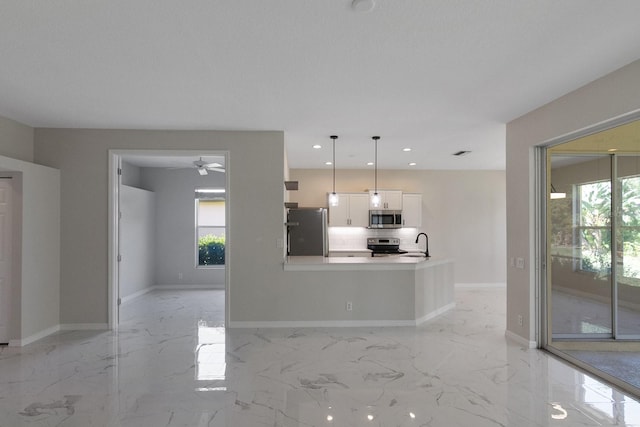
[{"x1": 415, "y1": 233, "x2": 430, "y2": 258}]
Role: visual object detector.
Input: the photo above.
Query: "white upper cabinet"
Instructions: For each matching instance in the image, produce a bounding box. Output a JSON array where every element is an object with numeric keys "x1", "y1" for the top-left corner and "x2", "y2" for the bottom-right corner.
[
  {"x1": 329, "y1": 193, "x2": 369, "y2": 227},
  {"x1": 402, "y1": 193, "x2": 422, "y2": 227},
  {"x1": 369, "y1": 190, "x2": 403, "y2": 210}
]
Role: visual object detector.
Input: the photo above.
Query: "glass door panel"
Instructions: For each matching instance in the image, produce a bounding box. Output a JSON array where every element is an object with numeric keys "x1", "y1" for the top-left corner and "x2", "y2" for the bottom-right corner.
[
  {"x1": 616, "y1": 155, "x2": 640, "y2": 337},
  {"x1": 549, "y1": 155, "x2": 612, "y2": 337}
]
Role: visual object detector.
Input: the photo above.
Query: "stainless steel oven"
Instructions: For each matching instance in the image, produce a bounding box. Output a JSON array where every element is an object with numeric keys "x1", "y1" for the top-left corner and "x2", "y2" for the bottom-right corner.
[{"x1": 368, "y1": 210, "x2": 402, "y2": 229}]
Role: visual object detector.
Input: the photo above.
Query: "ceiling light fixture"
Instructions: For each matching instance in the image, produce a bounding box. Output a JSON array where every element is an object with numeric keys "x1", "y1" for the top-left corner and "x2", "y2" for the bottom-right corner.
[
  {"x1": 403, "y1": 148, "x2": 412, "y2": 152},
  {"x1": 550, "y1": 184, "x2": 566, "y2": 199},
  {"x1": 371, "y1": 136, "x2": 381, "y2": 208},
  {"x1": 408, "y1": 162, "x2": 417, "y2": 166},
  {"x1": 313, "y1": 144, "x2": 322, "y2": 149},
  {"x1": 329, "y1": 135, "x2": 339, "y2": 207}
]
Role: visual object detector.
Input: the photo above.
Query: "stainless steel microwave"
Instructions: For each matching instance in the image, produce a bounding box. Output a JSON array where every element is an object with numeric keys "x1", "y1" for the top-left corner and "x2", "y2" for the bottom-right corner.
[{"x1": 369, "y1": 210, "x2": 402, "y2": 229}]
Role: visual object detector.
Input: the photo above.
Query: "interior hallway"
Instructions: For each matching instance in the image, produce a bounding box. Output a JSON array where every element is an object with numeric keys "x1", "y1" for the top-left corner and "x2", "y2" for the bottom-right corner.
[{"x1": 1, "y1": 288, "x2": 639, "y2": 426}]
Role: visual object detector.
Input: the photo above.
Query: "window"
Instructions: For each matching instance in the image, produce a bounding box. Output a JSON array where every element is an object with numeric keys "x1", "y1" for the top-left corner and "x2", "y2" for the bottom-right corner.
[
  {"x1": 576, "y1": 176, "x2": 640, "y2": 285},
  {"x1": 621, "y1": 175, "x2": 640, "y2": 285},
  {"x1": 576, "y1": 180, "x2": 611, "y2": 274},
  {"x1": 196, "y1": 189, "x2": 225, "y2": 266}
]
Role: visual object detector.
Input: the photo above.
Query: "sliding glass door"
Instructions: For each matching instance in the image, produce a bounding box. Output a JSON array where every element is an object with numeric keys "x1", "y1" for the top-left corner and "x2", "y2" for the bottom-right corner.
[
  {"x1": 615, "y1": 160, "x2": 640, "y2": 338},
  {"x1": 548, "y1": 152, "x2": 640, "y2": 340},
  {"x1": 549, "y1": 154, "x2": 613, "y2": 338}
]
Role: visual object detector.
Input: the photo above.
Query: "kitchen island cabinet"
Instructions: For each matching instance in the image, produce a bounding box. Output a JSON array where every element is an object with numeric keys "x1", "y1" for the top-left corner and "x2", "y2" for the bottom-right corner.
[{"x1": 281, "y1": 257, "x2": 454, "y2": 327}]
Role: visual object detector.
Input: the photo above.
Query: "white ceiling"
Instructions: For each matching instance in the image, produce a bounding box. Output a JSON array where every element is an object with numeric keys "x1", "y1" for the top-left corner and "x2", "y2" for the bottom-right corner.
[{"x1": 2, "y1": 1, "x2": 640, "y2": 170}]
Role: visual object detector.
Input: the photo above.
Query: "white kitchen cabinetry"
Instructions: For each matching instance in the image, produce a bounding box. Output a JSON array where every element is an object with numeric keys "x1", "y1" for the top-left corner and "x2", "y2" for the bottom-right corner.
[
  {"x1": 369, "y1": 190, "x2": 403, "y2": 210},
  {"x1": 329, "y1": 193, "x2": 369, "y2": 227},
  {"x1": 402, "y1": 193, "x2": 422, "y2": 227}
]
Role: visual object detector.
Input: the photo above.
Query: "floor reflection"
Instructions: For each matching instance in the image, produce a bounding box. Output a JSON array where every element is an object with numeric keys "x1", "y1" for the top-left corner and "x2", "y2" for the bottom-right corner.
[{"x1": 2, "y1": 288, "x2": 640, "y2": 426}]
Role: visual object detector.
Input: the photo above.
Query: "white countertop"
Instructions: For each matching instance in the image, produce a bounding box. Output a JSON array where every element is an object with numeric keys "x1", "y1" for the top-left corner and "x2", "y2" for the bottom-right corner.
[{"x1": 283, "y1": 255, "x2": 452, "y2": 271}]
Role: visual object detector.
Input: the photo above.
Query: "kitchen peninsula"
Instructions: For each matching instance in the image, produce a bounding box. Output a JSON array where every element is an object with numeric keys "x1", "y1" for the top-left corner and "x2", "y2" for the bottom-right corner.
[{"x1": 283, "y1": 256, "x2": 454, "y2": 327}]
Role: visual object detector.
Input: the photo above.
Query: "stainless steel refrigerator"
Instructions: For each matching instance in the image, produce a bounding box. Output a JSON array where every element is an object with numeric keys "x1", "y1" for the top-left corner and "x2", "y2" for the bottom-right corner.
[{"x1": 287, "y1": 208, "x2": 328, "y2": 256}]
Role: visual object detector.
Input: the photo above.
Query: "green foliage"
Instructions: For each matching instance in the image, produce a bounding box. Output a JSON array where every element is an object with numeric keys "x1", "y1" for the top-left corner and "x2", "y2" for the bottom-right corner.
[{"x1": 198, "y1": 234, "x2": 225, "y2": 265}]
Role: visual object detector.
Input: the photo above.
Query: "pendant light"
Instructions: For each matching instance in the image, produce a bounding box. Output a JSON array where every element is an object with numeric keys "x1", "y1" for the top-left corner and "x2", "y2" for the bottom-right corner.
[
  {"x1": 371, "y1": 136, "x2": 381, "y2": 208},
  {"x1": 328, "y1": 135, "x2": 339, "y2": 207}
]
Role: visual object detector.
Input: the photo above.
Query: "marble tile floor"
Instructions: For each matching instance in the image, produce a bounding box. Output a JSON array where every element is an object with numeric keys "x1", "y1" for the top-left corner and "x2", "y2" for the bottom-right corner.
[{"x1": 2, "y1": 288, "x2": 640, "y2": 426}]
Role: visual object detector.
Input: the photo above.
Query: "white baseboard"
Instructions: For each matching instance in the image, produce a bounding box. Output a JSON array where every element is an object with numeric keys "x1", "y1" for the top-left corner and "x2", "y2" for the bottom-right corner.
[
  {"x1": 228, "y1": 304, "x2": 456, "y2": 329},
  {"x1": 59, "y1": 323, "x2": 109, "y2": 331},
  {"x1": 120, "y1": 287, "x2": 154, "y2": 304},
  {"x1": 415, "y1": 302, "x2": 456, "y2": 325},
  {"x1": 9, "y1": 324, "x2": 61, "y2": 347},
  {"x1": 505, "y1": 329, "x2": 537, "y2": 348},
  {"x1": 228, "y1": 319, "x2": 416, "y2": 328},
  {"x1": 456, "y1": 282, "x2": 506, "y2": 288},
  {"x1": 153, "y1": 284, "x2": 224, "y2": 290}
]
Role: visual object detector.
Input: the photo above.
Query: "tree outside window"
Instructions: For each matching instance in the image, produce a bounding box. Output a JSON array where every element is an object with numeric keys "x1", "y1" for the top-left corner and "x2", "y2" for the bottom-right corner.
[
  {"x1": 577, "y1": 176, "x2": 640, "y2": 285},
  {"x1": 196, "y1": 189, "x2": 225, "y2": 266}
]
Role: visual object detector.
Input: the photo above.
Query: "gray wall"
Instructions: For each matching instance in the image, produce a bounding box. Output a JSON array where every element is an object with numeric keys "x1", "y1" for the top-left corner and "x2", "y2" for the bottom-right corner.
[
  {"x1": 33, "y1": 129, "x2": 284, "y2": 325},
  {"x1": 119, "y1": 185, "x2": 156, "y2": 299},
  {"x1": 0, "y1": 155, "x2": 60, "y2": 343},
  {"x1": 290, "y1": 169, "x2": 506, "y2": 284},
  {"x1": 0, "y1": 116, "x2": 34, "y2": 162},
  {"x1": 140, "y1": 167, "x2": 225, "y2": 287},
  {"x1": 506, "y1": 58, "x2": 640, "y2": 343}
]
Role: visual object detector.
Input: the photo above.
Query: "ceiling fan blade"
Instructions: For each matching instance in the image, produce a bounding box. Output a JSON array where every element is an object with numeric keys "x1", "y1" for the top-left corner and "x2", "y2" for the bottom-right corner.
[
  {"x1": 206, "y1": 167, "x2": 225, "y2": 173},
  {"x1": 197, "y1": 167, "x2": 208, "y2": 176}
]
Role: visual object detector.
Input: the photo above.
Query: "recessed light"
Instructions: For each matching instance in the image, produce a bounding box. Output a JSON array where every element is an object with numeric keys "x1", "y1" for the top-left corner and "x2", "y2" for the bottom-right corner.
[
  {"x1": 367, "y1": 162, "x2": 374, "y2": 166},
  {"x1": 402, "y1": 148, "x2": 412, "y2": 152},
  {"x1": 351, "y1": 0, "x2": 375, "y2": 13},
  {"x1": 608, "y1": 148, "x2": 618, "y2": 152},
  {"x1": 325, "y1": 161, "x2": 332, "y2": 165},
  {"x1": 408, "y1": 162, "x2": 417, "y2": 166},
  {"x1": 313, "y1": 144, "x2": 322, "y2": 149}
]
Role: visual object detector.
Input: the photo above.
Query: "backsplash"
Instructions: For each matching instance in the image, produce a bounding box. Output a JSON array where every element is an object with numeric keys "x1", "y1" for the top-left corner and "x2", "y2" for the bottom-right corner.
[{"x1": 328, "y1": 227, "x2": 421, "y2": 251}]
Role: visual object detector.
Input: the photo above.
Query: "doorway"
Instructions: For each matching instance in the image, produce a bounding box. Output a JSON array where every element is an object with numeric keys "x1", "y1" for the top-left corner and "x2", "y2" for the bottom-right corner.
[
  {"x1": 108, "y1": 150, "x2": 229, "y2": 329},
  {"x1": 541, "y1": 115, "x2": 640, "y2": 393}
]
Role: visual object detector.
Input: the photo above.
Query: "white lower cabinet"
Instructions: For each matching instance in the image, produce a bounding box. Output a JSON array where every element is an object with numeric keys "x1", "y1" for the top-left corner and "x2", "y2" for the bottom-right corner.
[
  {"x1": 402, "y1": 193, "x2": 422, "y2": 227},
  {"x1": 329, "y1": 193, "x2": 369, "y2": 227}
]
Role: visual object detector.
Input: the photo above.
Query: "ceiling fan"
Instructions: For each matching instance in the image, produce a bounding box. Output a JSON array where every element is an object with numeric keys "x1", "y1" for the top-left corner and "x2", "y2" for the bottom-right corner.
[{"x1": 193, "y1": 158, "x2": 225, "y2": 175}]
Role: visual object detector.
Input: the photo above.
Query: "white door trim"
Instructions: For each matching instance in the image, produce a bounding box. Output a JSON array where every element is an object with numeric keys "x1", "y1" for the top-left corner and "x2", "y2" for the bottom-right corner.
[{"x1": 0, "y1": 178, "x2": 14, "y2": 343}]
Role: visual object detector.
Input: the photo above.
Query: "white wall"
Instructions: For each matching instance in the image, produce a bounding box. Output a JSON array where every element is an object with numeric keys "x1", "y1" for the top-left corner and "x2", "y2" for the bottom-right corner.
[
  {"x1": 505, "y1": 58, "x2": 640, "y2": 344},
  {"x1": 121, "y1": 161, "x2": 143, "y2": 188},
  {"x1": 0, "y1": 155, "x2": 60, "y2": 344},
  {"x1": 140, "y1": 167, "x2": 225, "y2": 288},
  {"x1": 33, "y1": 129, "x2": 284, "y2": 325},
  {"x1": 290, "y1": 169, "x2": 506, "y2": 284},
  {"x1": 119, "y1": 185, "x2": 156, "y2": 299}
]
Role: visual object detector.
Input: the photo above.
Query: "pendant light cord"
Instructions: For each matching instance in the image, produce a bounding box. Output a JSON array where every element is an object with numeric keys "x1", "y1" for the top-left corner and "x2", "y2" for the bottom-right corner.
[
  {"x1": 373, "y1": 136, "x2": 380, "y2": 193},
  {"x1": 330, "y1": 135, "x2": 338, "y2": 194}
]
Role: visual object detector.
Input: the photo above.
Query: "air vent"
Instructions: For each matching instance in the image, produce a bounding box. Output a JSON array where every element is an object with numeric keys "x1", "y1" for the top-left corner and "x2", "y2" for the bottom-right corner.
[{"x1": 453, "y1": 150, "x2": 471, "y2": 156}]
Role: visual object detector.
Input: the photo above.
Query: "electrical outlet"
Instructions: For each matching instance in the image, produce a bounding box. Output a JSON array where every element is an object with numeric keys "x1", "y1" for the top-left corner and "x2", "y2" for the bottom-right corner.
[
  {"x1": 518, "y1": 315, "x2": 523, "y2": 326},
  {"x1": 178, "y1": 272, "x2": 183, "y2": 280},
  {"x1": 346, "y1": 301, "x2": 353, "y2": 311},
  {"x1": 516, "y1": 258, "x2": 525, "y2": 269}
]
